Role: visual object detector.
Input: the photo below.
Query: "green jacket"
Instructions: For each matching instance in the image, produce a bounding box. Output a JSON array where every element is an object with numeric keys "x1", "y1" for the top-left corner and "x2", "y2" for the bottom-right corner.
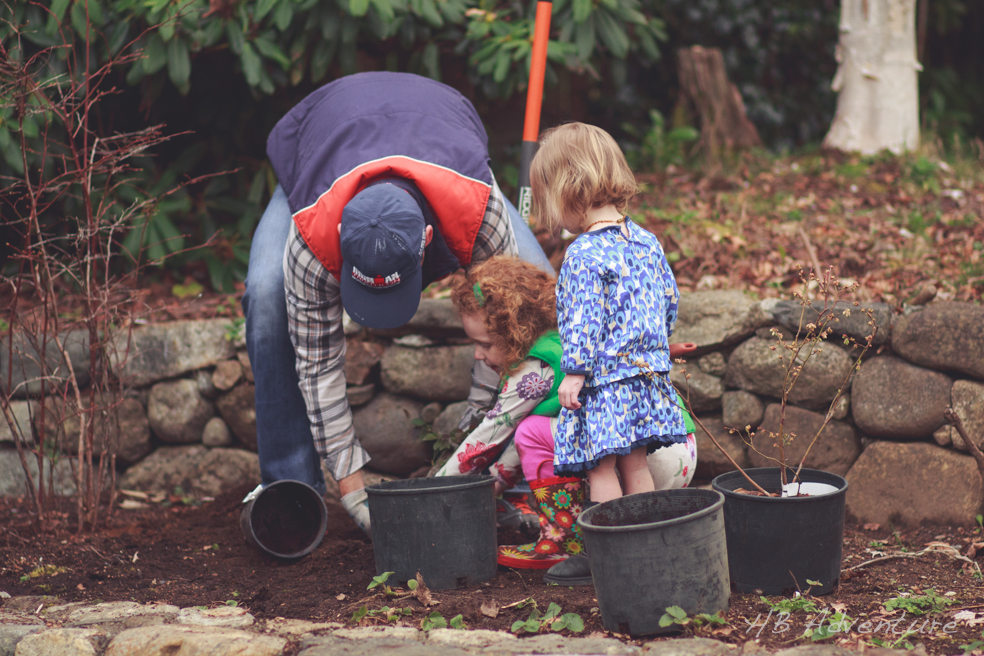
[{"x1": 519, "y1": 330, "x2": 696, "y2": 433}]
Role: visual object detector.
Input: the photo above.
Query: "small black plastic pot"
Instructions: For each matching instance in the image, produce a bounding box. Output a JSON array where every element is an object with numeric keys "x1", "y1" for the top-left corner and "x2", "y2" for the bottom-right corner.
[
  {"x1": 579, "y1": 489, "x2": 730, "y2": 637},
  {"x1": 366, "y1": 475, "x2": 496, "y2": 590},
  {"x1": 240, "y1": 480, "x2": 328, "y2": 559},
  {"x1": 711, "y1": 467, "x2": 848, "y2": 595}
]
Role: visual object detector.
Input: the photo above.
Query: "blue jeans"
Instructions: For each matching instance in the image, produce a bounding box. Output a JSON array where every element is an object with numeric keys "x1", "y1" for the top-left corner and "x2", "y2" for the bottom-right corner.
[{"x1": 242, "y1": 185, "x2": 552, "y2": 494}]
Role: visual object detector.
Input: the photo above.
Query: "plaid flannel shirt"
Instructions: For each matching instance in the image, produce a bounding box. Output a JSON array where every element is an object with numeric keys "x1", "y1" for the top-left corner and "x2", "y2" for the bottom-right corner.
[{"x1": 283, "y1": 177, "x2": 516, "y2": 480}]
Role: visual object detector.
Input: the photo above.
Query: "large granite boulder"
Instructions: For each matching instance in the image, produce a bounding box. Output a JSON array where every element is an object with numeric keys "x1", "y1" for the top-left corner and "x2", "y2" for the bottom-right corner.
[
  {"x1": 433, "y1": 401, "x2": 470, "y2": 437},
  {"x1": 0, "y1": 400, "x2": 36, "y2": 444},
  {"x1": 0, "y1": 329, "x2": 90, "y2": 398},
  {"x1": 380, "y1": 345, "x2": 473, "y2": 402},
  {"x1": 672, "y1": 291, "x2": 773, "y2": 352},
  {"x1": 749, "y1": 404, "x2": 861, "y2": 476},
  {"x1": 118, "y1": 445, "x2": 260, "y2": 497},
  {"x1": 932, "y1": 379, "x2": 984, "y2": 453},
  {"x1": 725, "y1": 337, "x2": 854, "y2": 410},
  {"x1": 692, "y1": 416, "x2": 750, "y2": 480},
  {"x1": 344, "y1": 340, "x2": 385, "y2": 386},
  {"x1": 110, "y1": 320, "x2": 236, "y2": 388},
  {"x1": 147, "y1": 379, "x2": 215, "y2": 444},
  {"x1": 851, "y1": 356, "x2": 952, "y2": 440},
  {"x1": 105, "y1": 625, "x2": 287, "y2": 656},
  {"x1": 770, "y1": 300, "x2": 892, "y2": 347},
  {"x1": 721, "y1": 390, "x2": 764, "y2": 430},
  {"x1": 892, "y1": 302, "x2": 984, "y2": 381},
  {"x1": 352, "y1": 392, "x2": 431, "y2": 476},
  {"x1": 38, "y1": 394, "x2": 152, "y2": 466},
  {"x1": 846, "y1": 441, "x2": 984, "y2": 526},
  {"x1": 0, "y1": 450, "x2": 78, "y2": 496},
  {"x1": 215, "y1": 384, "x2": 257, "y2": 450},
  {"x1": 211, "y1": 360, "x2": 243, "y2": 391},
  {"x1": 669, "y1": 368, "x2": 724, "y2": 413},
  {"x1": 202, "y1": 417, "x2": 234, "y2": 447}
]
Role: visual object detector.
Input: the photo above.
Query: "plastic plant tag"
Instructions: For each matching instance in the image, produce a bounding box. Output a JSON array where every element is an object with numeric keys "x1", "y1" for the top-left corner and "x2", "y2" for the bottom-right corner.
[{"x1": 781, "y1": 481, "x2": 840, "y2": 498}]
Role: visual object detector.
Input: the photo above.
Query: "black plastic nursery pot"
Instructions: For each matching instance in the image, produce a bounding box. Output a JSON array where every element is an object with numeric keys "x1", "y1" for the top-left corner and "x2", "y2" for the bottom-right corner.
[
  {"x1": 366, "y1": 475, "x2": 497, "y2": 590},
  {"x1": 578, "y1": 488, "x2": 730, "y2": 637},
  {"x1": 711, "y1": 467, "x2": 848, "y2": 596},
  {"x1": 240, "y1": 480, "x2": 328, "y2": 559}
]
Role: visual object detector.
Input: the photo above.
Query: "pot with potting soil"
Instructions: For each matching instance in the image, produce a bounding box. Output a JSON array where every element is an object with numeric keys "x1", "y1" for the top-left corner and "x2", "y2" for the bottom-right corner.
[
  {"x1": 366, "y1": 474, "x2": 496, "y2": 591},
  {"x1": 681, "y1": 269, "x2": 876, "y2": 597},
  {"x1": 578, "y1": 488, "x2": 730, "y2": 636},
  {"x1": 711, "y1": 467, "x2": 847, "y2": 595}
]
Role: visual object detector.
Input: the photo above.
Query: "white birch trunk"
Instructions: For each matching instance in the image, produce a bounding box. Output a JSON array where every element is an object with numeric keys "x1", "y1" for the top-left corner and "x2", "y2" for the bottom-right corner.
[{"x1": 823, "y1": 0, "x2": 922, "y2": 155}]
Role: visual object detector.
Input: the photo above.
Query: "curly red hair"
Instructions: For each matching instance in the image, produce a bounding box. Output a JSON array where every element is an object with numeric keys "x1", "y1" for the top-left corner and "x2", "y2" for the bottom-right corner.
[{"x1": 451, "y1": 256, "x2": 557, "y2": 375}]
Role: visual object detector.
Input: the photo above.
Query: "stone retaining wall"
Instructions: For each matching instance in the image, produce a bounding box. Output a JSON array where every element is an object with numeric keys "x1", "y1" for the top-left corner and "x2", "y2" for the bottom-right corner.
[{"x1": 2, "y1": 293, "x2": 982, "y2": 526}]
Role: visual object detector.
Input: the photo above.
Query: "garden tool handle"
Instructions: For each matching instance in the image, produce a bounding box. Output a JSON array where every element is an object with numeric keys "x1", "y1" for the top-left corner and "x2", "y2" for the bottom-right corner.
[{"x1": 516, "y1": 1, "x2": 553, "y2": 223}]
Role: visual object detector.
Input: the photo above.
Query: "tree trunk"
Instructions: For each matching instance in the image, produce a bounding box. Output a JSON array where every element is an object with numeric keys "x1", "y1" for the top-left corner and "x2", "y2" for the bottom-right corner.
[
  {"x1": 823, "y1": 0, "x2": 922, "y2": 155},
  {"x1": 677, "y1": 46, "x2": 761, "y2": 166}
]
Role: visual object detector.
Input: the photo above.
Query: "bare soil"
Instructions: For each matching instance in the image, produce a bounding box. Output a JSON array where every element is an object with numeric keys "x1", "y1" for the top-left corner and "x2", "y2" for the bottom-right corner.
[{"x1": 2, "y1": 485, "x2": 983, "y2": 655}]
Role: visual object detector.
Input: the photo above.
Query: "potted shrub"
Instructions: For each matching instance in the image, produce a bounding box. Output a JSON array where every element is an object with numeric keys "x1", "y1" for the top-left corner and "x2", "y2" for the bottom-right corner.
[{"x1": 681, "y1": 266, "x2": 877, "y2": 595}]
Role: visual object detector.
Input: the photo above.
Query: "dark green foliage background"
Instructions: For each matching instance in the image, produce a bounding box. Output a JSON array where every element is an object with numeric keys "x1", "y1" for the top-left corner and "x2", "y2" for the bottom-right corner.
[{"x1": 1, "y1": 0, "x2": 980, "y2": 290}]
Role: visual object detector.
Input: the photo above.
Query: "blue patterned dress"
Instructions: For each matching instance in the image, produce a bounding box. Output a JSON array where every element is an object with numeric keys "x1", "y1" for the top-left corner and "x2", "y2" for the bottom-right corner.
[{"x1": 554, "y1": 220, "x2": 688, "y2": 474}]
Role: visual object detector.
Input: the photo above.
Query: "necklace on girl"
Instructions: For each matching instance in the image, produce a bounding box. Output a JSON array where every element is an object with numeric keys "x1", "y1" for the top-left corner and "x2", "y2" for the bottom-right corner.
[{"x1": 584, "y1": 217, "x2": 625, "y2": 232}]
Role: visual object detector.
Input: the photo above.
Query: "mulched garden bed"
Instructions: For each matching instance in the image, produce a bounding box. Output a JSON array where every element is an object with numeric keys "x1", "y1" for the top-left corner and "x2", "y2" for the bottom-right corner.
[{"x1": 2, "y1": 484, "x2": 982, "y2": 655}]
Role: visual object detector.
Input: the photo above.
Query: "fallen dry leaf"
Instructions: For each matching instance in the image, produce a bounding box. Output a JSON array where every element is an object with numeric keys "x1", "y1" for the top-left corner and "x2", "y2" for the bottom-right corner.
[
  {"x1": 954, "y1": 610, "x2": 984, "y2": 627},
  {"x1": 480, "y1": 600, "x2": 499, "y2": 618},
  {"x1": 830, "y1": 602, "x2": 847, "y2": 613},
  {"x1": 965, "y1": 541, "x2": 984, "y2": 559},
  {"x1": 335, "y1": 594, "x2": 346, "y2": 601},
  {"x1": 863, "y1": 523, "x2": 881, "y2": 531},
  {"x1": 411, "y1": 573, "x2": 438, "y2": 607}
]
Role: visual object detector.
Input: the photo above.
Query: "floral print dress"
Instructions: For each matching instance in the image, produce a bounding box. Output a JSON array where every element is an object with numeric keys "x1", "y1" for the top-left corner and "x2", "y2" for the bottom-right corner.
[
  {"x1": 554, "y1": 220, "x2": 689, "y2": 474},
  {"x1": 435, "y1": 357, "x2": 556, "y2": 489}
]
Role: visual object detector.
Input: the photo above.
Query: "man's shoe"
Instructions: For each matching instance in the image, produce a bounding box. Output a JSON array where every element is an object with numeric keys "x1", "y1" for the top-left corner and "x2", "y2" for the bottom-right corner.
[
  {"x1": 496, "y1": 494, "x2": 540, "y2": 539},
  {"x1": 543, "y1": 553, "x2": 592, "y2": 586}
]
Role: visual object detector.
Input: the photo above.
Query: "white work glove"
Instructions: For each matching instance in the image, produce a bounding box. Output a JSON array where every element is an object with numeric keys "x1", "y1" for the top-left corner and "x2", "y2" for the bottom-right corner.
[{"x1": 341, "y1": 488, "x2": 372, "y2": 539}]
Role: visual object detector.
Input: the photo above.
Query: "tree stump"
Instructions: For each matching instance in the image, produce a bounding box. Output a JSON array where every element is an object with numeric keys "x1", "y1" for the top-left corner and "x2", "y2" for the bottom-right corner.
[{"x1": 676, "y1": 46, "x2": 761, "y2": 164}]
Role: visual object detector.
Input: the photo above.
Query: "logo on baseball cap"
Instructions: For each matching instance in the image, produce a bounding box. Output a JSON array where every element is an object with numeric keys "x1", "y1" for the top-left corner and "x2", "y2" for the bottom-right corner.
[{"x1": 340, "y1": 184, "x2": 426, "y2": 330}]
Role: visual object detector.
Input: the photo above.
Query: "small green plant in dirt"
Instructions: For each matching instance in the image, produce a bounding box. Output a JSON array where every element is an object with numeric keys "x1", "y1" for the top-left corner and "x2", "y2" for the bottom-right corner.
[
  {"x1": 367, "y1": 571, "x2": 401, "y2": 597},
  {"x1": 658, "y1": 606, "x2": 728, "y2": 632},
  {"x1": 622, "y1": 109, "x2": 699, "y2": 172},
  {"x1": 805, "y1": 611, "x2": 855, "y2": 642},
  {"x1": 975, "y1": 514, "x2": 983, "y2": 534},
  {"x1": 903, "y1": 155, "x2": 942, "y2": 193},
  {"x1": 870, "y1": 630, "x2": 920, "y2": 650},
  {"x1": 20, "y1": 565, "x2": 70, "y2": 581},
  {"x1": 225, "y1": 318, "x2": 246, "y2": 343},
  {"x1": 884, "y1": 589, "x2": 956, "y2": 616},
  {"x1": 760, "y1": 595, "x2": 820, "y2": 614},
  {"x1": 511, "y1": 601, "x2": 585, "y2": 634},
  {"x1": 418, "y1": 611, "x2": 464, "y2": 630},
  {"x1": 410, "y1": 415, "x2": 469, "y2": 470},
  {"x1": 959, "y1": 630, "x2": 984, "y2": 655},
  {"x1": 352, "y1": 605, "x2": 413, "y2": 624}
]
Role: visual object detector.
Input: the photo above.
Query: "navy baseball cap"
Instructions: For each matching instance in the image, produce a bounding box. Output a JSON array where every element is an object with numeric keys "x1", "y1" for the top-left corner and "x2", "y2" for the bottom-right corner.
[{"x1": 340, "y1": 184, "x2": 426, "y2": 330}]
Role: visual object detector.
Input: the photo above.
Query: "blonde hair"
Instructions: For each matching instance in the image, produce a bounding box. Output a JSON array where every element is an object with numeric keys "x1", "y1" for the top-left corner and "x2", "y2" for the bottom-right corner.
[
  {"x1": 529, "y1": 122, "x2": 638, "y2": 232},
  {"x1": 451, "y1": 256, "x2": 557, "y2": 375}
]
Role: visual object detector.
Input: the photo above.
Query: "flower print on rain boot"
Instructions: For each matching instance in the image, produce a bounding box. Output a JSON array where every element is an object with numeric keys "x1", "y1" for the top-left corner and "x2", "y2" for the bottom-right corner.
[{"x1": 497, "y1": 477, "x2": 585, "y2": 569}]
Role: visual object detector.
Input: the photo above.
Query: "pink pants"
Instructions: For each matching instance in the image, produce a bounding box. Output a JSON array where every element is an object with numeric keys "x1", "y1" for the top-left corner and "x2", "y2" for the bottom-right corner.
[
  {"x1": 514, "y1": 415, "x2": 698, "y2": 489},
  {"x1": 514, "y1": 416, "x2": 556, "y2": 481}
]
